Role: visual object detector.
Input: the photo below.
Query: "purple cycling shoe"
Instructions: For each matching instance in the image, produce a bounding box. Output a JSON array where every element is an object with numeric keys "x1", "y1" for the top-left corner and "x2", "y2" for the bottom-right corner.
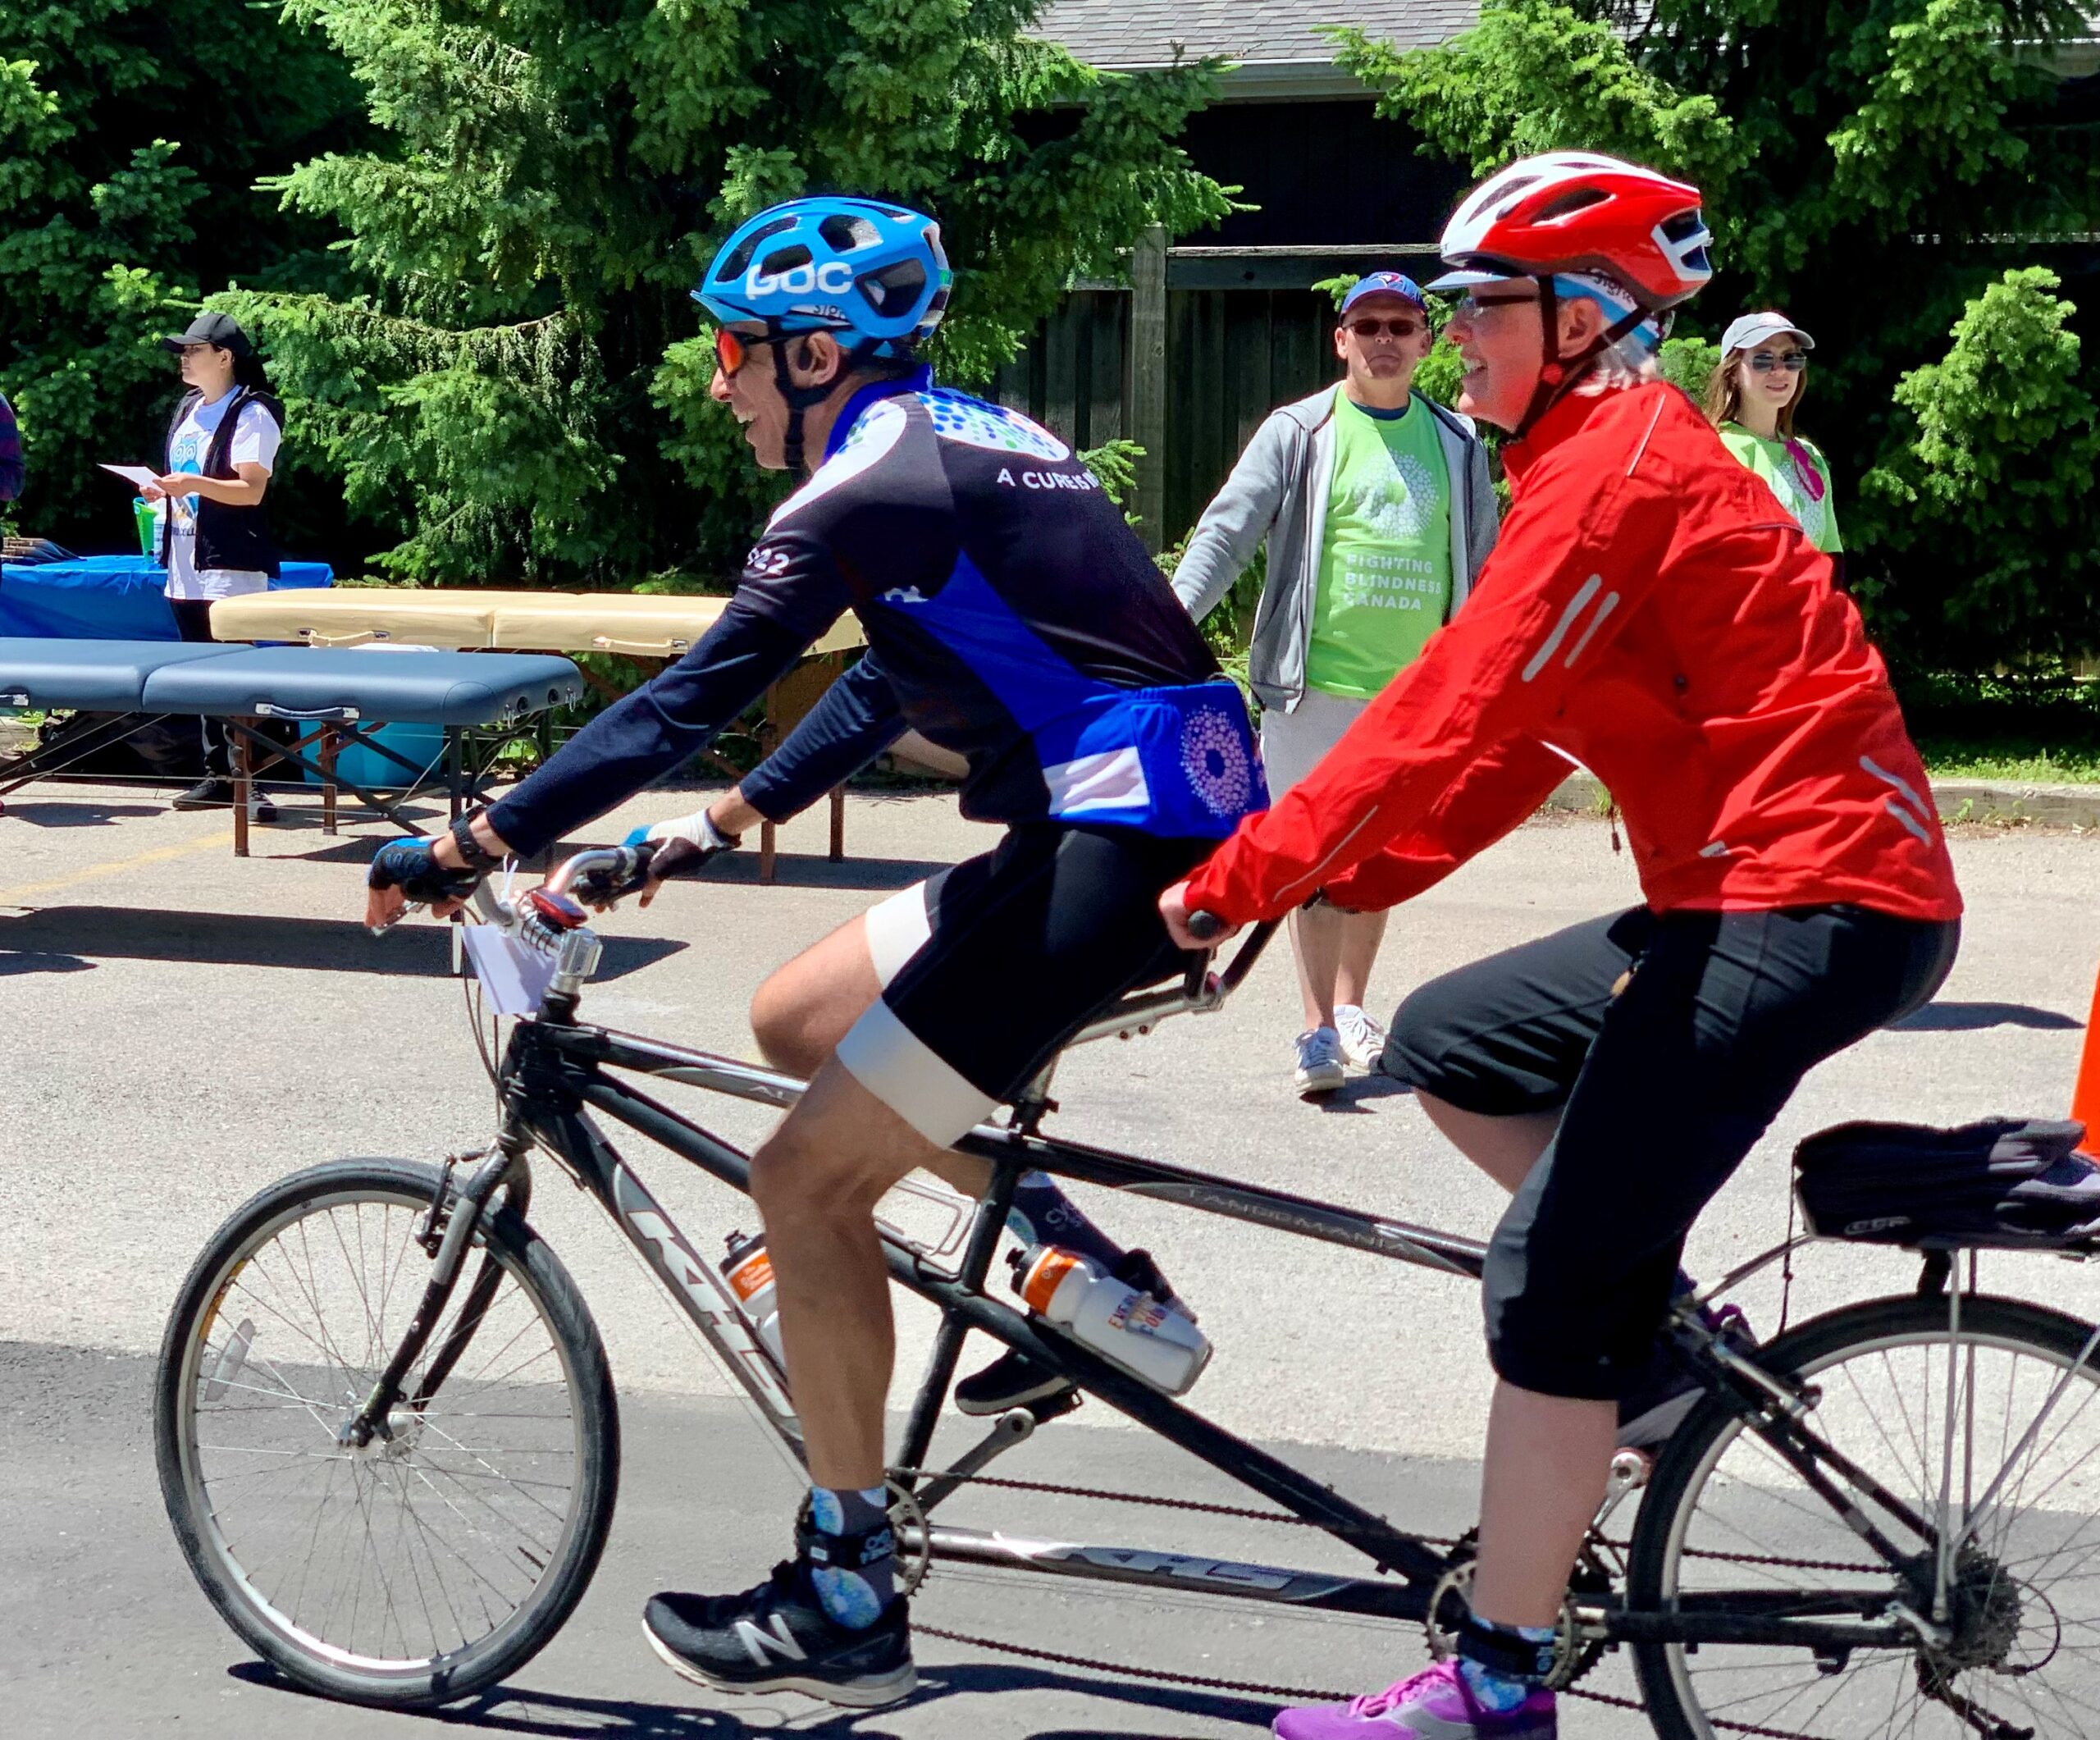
[{"x1": 1273, "y1": 1660, "x2": 1555, "y2": 1738}]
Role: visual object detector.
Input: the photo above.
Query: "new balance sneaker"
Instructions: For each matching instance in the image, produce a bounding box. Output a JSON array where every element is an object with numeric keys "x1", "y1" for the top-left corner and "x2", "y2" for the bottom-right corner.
[
  {"x1": 956, "y1": 1249, "x2": 1186, "y2": 1415},
  {"x1": 1618, "y1": 1303, "x2": 1758, "y2": 1449},
  {"x1": 249, "y1": 791, "x2": 278, "y2": 824},
  {"x1": 1294, "y1": 1026, "x2": 1347, "y2": 1097},
  {"x1": 1274, "y1": 1660, "x2": 1556, "y2": 1738},
  {"x1": 1334, "y1": 1004, "x2": 1390, "y2": 1074},
  {"x1": 643, "y1": 1560, "x2": 915, "y2": 1706}
]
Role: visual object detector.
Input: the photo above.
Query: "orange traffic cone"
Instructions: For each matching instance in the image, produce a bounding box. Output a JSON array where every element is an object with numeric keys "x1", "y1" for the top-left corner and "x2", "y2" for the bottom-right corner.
[{"x1": 2075, "y1": 965, "x2": 2100, "y2": 1158}]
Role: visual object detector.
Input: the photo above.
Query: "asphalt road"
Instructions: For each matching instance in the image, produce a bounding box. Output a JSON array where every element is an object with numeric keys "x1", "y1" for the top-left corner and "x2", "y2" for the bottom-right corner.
[{"x1": 2, "y1": 779, "x2": 2096, "y2": 1736}]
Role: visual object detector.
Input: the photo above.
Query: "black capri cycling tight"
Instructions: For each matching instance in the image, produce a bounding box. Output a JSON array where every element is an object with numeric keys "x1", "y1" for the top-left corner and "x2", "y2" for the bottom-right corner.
[{"x1": 1384, "y1": 905, "x2": 1961, "y2": 1401}]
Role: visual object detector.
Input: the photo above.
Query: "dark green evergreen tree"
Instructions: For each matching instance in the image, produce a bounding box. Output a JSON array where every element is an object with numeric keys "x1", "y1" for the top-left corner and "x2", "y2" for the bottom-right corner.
[{"x1": 224, "y1": 0, "x2": 1230, "y2": 586}]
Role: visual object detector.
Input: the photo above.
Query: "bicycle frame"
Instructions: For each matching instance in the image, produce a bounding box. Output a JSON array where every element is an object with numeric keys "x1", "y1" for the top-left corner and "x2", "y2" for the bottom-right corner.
[{"x1": 468, "y1": 998, "x2": 1925, "y2": 1660}]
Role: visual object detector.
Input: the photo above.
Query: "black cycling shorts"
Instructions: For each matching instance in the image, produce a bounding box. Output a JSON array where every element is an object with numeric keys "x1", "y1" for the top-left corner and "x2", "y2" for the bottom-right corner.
[
  {"x1": 1384, "y1": 905, "x2": 1961, "y2": 1400},
  {"x1": 833, "y1": 824, "x2": 1210, "y2": 1144}
]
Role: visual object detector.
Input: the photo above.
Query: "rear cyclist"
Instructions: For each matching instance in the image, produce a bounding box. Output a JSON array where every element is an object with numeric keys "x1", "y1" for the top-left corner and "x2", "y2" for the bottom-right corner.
[
  {"x1": 365, "y1": 196, "x2": 1263, "y2": 1707},
  {"x1": 1159, "y1": 153, "x2": 1963, "y2": 1738}
]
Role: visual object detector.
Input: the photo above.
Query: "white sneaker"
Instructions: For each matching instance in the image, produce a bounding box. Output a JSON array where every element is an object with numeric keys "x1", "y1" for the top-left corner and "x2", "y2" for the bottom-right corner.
[
  {"x1": 1294, "y1": 1027, "x2": 1346, "y2": 1097},
  {"x1": 1334, "y1": 1004, "x2": 1388, "y2": 1073}
]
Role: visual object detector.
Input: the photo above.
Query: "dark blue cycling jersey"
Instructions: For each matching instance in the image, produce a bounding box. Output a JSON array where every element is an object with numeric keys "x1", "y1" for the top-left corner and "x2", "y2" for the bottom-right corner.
[{"x1": 489, "y1": 374, "x2": 1263, "y2": 859}]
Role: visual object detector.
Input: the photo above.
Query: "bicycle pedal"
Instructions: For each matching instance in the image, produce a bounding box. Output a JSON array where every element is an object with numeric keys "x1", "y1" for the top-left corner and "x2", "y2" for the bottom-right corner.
[{"x1": 1024, "y1": 1385, "x2": 1084, "y2": 1424}]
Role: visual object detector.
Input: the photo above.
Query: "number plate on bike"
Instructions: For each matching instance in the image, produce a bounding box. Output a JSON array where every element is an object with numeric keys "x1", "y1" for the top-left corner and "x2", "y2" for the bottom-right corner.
[{"x1": 461, "y1": 922, "x2": 559, "y2": 1016}]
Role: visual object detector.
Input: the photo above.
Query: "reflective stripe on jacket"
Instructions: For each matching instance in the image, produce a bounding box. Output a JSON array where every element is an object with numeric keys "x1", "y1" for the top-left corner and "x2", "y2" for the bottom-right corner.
[{"x1": 1183, "y1": 381, "x2": 1962, "y2": 926}]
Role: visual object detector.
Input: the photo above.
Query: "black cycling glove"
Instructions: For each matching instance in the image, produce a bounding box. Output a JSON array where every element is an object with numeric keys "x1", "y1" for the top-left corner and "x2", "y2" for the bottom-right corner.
[{"x1": 368, "y1": 836, "x2": 486, "y2": 906}]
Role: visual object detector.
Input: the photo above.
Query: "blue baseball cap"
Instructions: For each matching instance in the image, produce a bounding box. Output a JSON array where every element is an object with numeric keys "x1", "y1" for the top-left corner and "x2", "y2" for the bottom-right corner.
[{"x1": 1339, "y1": 272, "x2": 1427, "y2": 316}]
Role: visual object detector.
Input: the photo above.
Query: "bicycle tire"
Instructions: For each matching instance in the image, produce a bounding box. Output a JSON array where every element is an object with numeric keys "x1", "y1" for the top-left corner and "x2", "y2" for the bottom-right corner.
[
  {"x1": 154, "y1": 1158, "x2": 619, "y2": 1710},
  {"x1": 1629, "y1": 1292, "x2": 2100, "y2": 1740}
]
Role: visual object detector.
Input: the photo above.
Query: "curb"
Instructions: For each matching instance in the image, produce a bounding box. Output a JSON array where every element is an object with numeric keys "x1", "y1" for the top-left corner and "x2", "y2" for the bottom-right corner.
[{"x1": 1545, "y1": 773, "x2": 2100, "y2": 829}]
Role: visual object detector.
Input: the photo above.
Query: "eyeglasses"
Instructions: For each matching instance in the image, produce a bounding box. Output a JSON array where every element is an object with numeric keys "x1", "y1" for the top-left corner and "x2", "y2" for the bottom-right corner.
[
  {"x1": 1747, "y1": 351, "x2": 1808, "y2": 373},
  {"x1": 1450, "y1": 292, "x2": 1540, "y2": 321},
  {"x1": 1344, "y1": 317, "x2": 1426, "y2": 340},
  {"x1": 714, "y1": 327, "x2": 791, "y2": 377}
]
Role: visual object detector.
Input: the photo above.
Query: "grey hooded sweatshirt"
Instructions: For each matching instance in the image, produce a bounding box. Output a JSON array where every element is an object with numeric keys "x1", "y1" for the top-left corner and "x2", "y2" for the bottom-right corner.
[{"x1": 1171, "y1": 385, "x2": 1499, "y2": 713}]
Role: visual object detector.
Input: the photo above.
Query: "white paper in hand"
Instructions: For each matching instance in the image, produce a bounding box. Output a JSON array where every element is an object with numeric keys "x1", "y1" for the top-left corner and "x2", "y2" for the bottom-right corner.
[
  {"x1": 99, "y1": 464, "x2": 160, "y2": 489},
  {"x1": 460, "y1": 922, "x2": 559, "y2": 1017}
]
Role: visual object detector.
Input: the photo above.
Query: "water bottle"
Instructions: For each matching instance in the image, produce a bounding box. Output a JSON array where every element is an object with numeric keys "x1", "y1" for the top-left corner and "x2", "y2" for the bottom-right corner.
[
  {"x1": 722, "y1": 1229, "x2": 787, "y2": 1372},
  {"x1": 1011, "y1": 1244, "x2": 1212, "y2": 1395}
]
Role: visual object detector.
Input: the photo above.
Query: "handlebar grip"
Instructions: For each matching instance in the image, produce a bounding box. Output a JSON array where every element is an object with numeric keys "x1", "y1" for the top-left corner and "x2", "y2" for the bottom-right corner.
[{"x1": 1185, "y1": 910, "x2": 1227, "y2": 943}]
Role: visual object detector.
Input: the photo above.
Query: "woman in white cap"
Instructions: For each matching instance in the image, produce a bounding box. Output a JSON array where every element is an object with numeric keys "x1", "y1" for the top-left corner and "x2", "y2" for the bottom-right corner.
[{"x1": 1703, "y1": 311, "x2": 1842, "y2": 558}]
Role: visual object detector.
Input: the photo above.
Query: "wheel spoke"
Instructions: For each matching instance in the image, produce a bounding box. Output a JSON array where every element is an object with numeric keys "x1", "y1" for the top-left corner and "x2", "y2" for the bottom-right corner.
[{"x1": 168, "y1": 1178, "x2": 596, "y2": 1692}]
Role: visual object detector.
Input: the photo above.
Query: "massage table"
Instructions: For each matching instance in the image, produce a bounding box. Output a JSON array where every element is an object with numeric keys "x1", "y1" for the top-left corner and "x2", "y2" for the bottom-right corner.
[
  {"x1": 0, "y1": 639, "x2": 581, "y2": 856},
  {"x1": 209, "y1": 590, "x2": 870, "y2": 880}
]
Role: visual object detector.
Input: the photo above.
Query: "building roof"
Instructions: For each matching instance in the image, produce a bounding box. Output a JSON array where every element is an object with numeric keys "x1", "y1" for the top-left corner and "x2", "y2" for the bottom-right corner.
[{"x1": 1031, "y1": 2, "x2": 1479, "y2": 73}]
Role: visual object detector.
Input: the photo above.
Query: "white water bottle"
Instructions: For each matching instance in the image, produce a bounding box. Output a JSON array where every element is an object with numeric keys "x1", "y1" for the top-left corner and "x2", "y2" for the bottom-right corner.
[
  {"x1": 722, "y1": 1229, "x2": 786, "y2": 1372},
  {"x1": 1011, "y1": 1244, "x2": 1212, "y2": 1395}
]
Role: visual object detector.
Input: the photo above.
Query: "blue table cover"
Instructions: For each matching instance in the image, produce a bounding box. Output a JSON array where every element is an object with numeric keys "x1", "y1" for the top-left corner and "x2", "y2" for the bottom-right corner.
[{"x1": 0, "y1": 556, "x2": 331, "y2": 641}]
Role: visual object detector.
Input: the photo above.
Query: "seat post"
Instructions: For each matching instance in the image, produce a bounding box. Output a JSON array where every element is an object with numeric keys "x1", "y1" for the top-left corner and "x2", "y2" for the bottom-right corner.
[{"x1": 1007, "y1": 1058, "x2": 1061, "y2": 1137}]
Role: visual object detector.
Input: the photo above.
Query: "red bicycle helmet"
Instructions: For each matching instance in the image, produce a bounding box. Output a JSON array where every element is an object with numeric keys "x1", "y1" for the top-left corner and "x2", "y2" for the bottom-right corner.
[{"x1": 1435, "y1": 151, "x2": 1712, "y2": 310}]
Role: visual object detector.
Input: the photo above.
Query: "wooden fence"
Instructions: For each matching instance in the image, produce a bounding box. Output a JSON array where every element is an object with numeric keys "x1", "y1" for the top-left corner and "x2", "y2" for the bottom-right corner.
[{"x1": 993, "y1": 285, "x2": 1344, "y2": 547}]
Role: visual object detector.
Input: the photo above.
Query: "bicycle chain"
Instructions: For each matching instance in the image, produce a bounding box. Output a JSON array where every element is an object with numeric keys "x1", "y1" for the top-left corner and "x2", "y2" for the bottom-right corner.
[{"x1": 898, "y1": 1463, "x2": 1860, "y2": 1738}]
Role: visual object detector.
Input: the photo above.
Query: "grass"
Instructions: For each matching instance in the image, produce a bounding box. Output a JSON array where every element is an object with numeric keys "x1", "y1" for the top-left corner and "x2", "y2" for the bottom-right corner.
[{"x1": 1901, "y1": 670, "x2": 2100, "y2": 786}]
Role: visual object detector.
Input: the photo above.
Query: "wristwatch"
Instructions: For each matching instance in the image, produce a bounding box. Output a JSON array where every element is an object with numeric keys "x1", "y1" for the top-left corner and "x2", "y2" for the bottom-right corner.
[{"x1": 448, "y1": 811, "x2": 503, "y2": 871}]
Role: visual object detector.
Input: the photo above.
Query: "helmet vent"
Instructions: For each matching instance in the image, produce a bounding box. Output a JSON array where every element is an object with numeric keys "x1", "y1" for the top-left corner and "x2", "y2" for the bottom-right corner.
[
  {"x1": 819, "y1": 213, "x2": 883, "y2": 253},
  {"x1": 1534, "y1": 188, "x2": 1611, "y2": 226},
  {"x1": 759, "y1": 243, "x2": 814, "y2": 277},
  {"x1": 861, "y1": 258, "x2": 927, "y2": 313},
  {"x1": 714, "y1": 216, "x2": 799, "y2": 285}
]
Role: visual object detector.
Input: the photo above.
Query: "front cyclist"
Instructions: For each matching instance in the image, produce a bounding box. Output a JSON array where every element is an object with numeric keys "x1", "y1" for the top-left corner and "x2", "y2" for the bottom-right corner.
[
  {"x1": 365, "y1": 198, "x2": 1263, "y2": 1706},
  {"x1": 1158, "y1": 154, "x2": 1963, "y2": 1738}
]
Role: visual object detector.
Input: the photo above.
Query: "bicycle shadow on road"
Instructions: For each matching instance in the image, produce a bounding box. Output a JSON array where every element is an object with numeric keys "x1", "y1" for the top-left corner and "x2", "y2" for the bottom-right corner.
[
  {"x1": 1889, "y1": 1000, "x2": 2082, "y2": 1032},
  {"x1": 227, "y1": 1659, "x2": 1279, "y2": 1737},
  {"x1": 0, "y1": 904, "x2": 686, "y2": 981}
]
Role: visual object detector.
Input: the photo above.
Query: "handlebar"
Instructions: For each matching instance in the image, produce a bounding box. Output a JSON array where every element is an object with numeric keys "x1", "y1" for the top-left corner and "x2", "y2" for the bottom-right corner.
[{"x1": 1185, "y1": 910, "x2": 1228, "y2": 943}]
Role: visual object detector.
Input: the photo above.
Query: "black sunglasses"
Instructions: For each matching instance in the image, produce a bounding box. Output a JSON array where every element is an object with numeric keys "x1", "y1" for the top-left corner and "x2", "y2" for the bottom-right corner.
[{"x1": 1747, "y1": 351, "x2": 1808, "y2": 373}]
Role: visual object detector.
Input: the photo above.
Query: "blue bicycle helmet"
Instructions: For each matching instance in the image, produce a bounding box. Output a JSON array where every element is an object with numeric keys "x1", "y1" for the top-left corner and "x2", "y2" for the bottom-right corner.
[{"x1": 696, "y1": 197, "x2": 951, "y2": 359}]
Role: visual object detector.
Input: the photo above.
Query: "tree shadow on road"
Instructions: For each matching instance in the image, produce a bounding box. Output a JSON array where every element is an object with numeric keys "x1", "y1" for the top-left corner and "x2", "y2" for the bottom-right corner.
[
  {"x1": 226, "y1": 1658, "x2": 1279, "y2": 1737},
  {"x1": 0, "y1": 800, "x2": 168, "y2": 827},
  {"x1": 0, "y1": 904, "x2": 684, "y2": 981},
  {"x1": 294, "y1": 834, "x2": 952, "y2": 893}
]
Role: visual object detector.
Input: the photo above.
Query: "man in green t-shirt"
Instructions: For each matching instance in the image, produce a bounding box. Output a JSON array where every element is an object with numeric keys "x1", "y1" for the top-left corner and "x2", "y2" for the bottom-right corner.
[{"x1": 1173, "y1": 272, "x2": 1499, "y2": 1096}]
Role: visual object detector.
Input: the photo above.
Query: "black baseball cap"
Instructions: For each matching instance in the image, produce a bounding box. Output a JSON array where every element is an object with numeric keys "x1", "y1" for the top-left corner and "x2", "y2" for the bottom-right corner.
[{"x1": 160, "y1": 312, "x2": 253, "y2": 356}]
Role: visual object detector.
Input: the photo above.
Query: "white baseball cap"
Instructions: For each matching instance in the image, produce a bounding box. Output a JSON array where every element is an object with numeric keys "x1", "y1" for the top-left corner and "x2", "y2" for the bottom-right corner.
[{"x1": 1721, "y1": 312, "x2": 1815, "y2": 354}]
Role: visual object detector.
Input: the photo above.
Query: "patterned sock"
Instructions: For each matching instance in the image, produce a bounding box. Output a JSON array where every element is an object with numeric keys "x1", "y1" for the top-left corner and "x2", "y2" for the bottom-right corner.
[
  {"x1": 1007, "y1": 1169, "x2": 1125, "y2": 1272},
  {"x1": 1458, "y1": 1622, "x2": 1555, "y2": 1712},
  {"x1": 805, "y1": 1485, "x2": 897, "y2": 1628}
]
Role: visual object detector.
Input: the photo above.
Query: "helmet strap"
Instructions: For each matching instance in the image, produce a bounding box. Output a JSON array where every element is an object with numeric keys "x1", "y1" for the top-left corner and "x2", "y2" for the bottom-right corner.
[
  {"x1": 1510, "y1": 278, "x2": 1666, "y2": 441},
  {"x1": 768, "y1": 325, "x2": 848, "y2": 482}
]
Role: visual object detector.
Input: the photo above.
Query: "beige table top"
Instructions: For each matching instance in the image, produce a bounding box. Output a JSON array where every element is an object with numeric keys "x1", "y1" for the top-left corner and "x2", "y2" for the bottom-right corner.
[{"x1": 209, "y1": 589, "x2": 864, "y2": 660}]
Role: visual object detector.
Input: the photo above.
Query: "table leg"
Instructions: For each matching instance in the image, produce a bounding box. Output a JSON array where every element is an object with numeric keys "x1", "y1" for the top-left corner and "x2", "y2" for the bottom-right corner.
[
  {"x1": 760, "y1": 819, "x2": 777, "y2": 884},
  {"x1": 448, "y1": 731, "x2": 465, "y2": 820},
  {"x1": 232, "y1": 725, "x2": 252, "y2": 858},
  {"x1": 829, "y1": 784, "x2": 845, "y2": 861},
  {"x1": 319, "y1": 726, "x2": 338, "y2": 834}
]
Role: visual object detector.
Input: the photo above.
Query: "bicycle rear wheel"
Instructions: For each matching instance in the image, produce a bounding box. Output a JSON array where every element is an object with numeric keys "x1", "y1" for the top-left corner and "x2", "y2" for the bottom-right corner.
[
  {"x1": 1630, "y1": 1292, "x2": 2100, "y2": 1739},
  {"x1": 154, "y1": 1158, "x2": 619, "y2": 1709}
]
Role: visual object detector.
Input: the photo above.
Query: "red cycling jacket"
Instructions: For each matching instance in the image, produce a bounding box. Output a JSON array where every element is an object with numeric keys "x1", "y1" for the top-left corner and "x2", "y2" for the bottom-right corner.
[{"x1": 1184, "y1": 381, "x2": 1963, "y2": 927}]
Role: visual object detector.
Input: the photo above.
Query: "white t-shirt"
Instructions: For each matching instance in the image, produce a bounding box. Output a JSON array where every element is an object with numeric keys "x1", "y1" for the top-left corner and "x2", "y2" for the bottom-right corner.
[{"x1": 162, "y1": 392, "x2": 283, "y2": 601}]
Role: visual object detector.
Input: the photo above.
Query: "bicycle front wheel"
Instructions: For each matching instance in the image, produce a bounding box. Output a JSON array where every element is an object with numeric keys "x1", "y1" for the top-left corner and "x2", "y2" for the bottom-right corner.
[
  {"x1": 154, "y1": 1158, "x2": 619, "y2": 1709},
  {"x1": 1630, "y1": 1292, "x2": 2100, "y2": 1740}
]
